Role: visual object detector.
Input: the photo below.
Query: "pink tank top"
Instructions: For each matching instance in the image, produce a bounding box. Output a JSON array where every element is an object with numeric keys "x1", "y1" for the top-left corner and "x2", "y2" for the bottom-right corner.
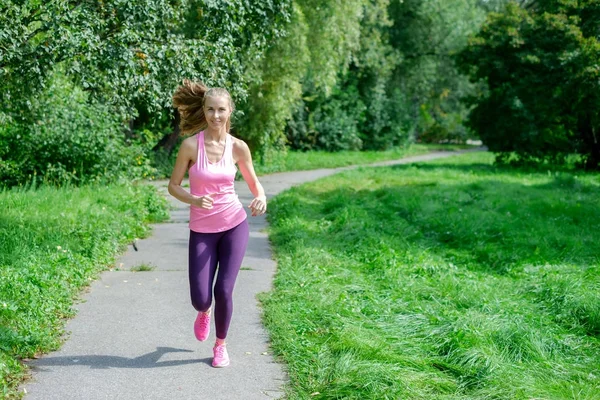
[{"x1": 188, "y1": 131, "x2": 247, "y2": 233}]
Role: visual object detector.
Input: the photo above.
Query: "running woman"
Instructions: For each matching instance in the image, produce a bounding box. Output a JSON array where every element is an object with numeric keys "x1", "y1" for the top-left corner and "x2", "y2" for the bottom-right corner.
[{"x1": 168, "y1": 80, "x2": 267, "y2": 368}]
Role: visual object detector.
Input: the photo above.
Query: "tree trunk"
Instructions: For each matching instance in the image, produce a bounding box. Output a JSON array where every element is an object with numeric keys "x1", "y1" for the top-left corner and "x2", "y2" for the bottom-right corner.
[
  {"x1": 152, "y1": 109, "x2": 181, "y2": 155},
  {"x1": 125, "y1": 118, "x2": 135, "y2": 140},
  {"x1": 585, "y1": 133, "x2": 600, "y2": 170},
  {"x1": 579, "y1": 117, "x2": 600, "y2": 170}
]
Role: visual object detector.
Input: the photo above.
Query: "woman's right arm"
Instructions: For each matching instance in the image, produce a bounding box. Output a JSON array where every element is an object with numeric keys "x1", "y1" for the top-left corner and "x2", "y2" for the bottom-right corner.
[
  {"x1": 168, "y1": 137, "x2": 199, "y2": 205},
  {"x1": 168, "y1": 138, "x2": 215, "y2": 210}
]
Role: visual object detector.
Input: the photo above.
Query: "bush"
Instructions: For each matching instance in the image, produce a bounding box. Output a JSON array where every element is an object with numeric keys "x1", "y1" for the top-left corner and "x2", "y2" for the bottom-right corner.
[
  {"x1": 0, "y1": 71, "x2": 155, "y2": 187},
  {"x1": 287, "y1": 83, "x2": 365, "y2": 152},
  {"x1": 285, "y1": 100, "x2": 315, "y2": 151},
  {"x1": 360, "y1": 86, "x2": 414, "y2": 150},
  {"x1": 313, "y1": 102, "x2": 364, "y2": 151},
  {"x1": 417, "y1": 104, "x2": 471, "y2": 145}
]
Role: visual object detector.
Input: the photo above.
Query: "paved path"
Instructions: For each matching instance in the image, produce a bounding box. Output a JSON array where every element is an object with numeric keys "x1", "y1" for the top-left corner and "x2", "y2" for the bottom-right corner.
[{"x1": 22, "y1": 149, "x2": 479, "y2": 400}]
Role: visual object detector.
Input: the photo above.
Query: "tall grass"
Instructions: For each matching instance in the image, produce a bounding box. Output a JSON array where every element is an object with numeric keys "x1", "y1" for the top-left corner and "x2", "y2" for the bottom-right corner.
[
  {"x1": 263, "y1": 152, "x2": 600, "y2": 399},
  {"x1": 0, "y1": 183, "x2": 168, "y2": 398}
]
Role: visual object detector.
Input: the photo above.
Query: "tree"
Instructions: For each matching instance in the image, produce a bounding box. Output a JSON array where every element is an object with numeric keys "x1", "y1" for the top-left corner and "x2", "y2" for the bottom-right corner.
[
  {"x1": 236, "y1": 3, "x2": 310, "y2": 162},
  {"x1": 457, "y1": 0, "x2": 600, "y2": 169},
  {"x1": 242, "y1": 0, "x2": 367, "y2": 154},
  {"x1": 281, "y1": 0, "x2": 490, "y2": 152},
  {"x1": 0, "y1": 0, "x2": 293, "y2": 186},
  {"x1": 0, "y1": 0, "x2": 291, "y2": 121},
  {"x1": 387, "y1": 0, "x2": 486, "y2": 143}
]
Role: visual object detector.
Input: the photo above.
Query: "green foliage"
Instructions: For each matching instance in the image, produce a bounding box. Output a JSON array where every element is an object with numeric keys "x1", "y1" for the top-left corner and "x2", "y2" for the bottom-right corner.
[
  {"x1": 457, "y1": 0, "x2": 600, "y2": 169},
  {"x1": 284, "y1": 0, "x2": 402, "y2": 152},
  {"x1": 388, "y1": 0, "x2": 486, "y2": 144},
  {"x1": 238, "y1": 0, "x2": 369, "y2": 155},
  {"x1": 278, "y1": 0, "x2": 487, "y2": 153},
  {"x1": 285, "y1": 101, "x2": 314, "y2": 151},
  {"x1": 288, "y1": 81, "x2": 366, "y2": 152},
  {"x1": 236, "y1": 3, "x2": 309, "y2": 163},
  {"x1": 311, "y1": 83, "x2": 367, "y2": 151},
  {"x1": 1, "y1": 0, "x2": 491, "y2": 177},
  {"x1": 0, "y1": 71, "x2": 154, "y2": 187},
  {"x1": 130, "y1": 263, "x2": 157, "y2": 272},
  {"x1": 0, "y1": 0, "x2": 296, "y2": 185},
  {"x1": 263, "y1": 152, "x2": 600, "y2": 398},
  {"x1": 6, "y1": 0, "x2": 583, "y2": 183},
  {"x1": 0, "y1": 0, "x2": 292, "y2": 120},
  {"x1": 297, "y1": 0, "x2": 364, "y2": 96},
  {"x1": 0, "y1": 183, "x2": 168, "y2": 397}
]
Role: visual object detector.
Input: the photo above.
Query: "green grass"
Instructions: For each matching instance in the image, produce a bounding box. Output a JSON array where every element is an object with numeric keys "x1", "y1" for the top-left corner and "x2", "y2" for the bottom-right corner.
[
  {"x1": 252, "y1": 144, "x2": 474, "y2": 175},
  {"x1": 0, "y1": 183, "x2": 168, "y2": 398},
  {"x1": 130, "y1": 262, "x2": 157, "y2": 272},
  {"x1": 263, "y1": 152, "x2": 600, "y2": 399}
]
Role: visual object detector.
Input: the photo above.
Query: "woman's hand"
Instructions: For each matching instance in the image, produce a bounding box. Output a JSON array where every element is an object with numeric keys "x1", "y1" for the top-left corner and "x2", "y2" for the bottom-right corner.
[
  {"x1": 192, "y1": 194, "x2": 216, "y2": 210},
  {"x1": 233, "y1": 138, "x2": 267, "y2": 217},
  {"x1": 249, "y1": 196, "x2": 267, "y2": 216}
]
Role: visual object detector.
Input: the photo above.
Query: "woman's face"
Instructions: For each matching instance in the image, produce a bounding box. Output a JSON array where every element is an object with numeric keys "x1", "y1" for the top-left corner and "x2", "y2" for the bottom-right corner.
[{"x1": 204, "y1": 95, "x2": 231, "y2": 130}]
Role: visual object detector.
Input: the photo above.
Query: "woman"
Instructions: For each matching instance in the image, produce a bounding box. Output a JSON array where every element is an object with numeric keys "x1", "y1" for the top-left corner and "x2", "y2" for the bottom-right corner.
[{"x1": 168, "y1": 80, "x2": 267, "y2": 368}]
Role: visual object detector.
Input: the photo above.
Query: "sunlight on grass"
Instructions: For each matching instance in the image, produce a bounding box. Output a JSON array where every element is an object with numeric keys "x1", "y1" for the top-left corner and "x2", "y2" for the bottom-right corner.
[{"x1": 263, "y1": 152, "x2": 600, "y2": 399}]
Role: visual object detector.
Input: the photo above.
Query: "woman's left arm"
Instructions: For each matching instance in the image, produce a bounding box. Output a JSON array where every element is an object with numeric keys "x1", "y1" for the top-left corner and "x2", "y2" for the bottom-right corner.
[{"x1": 234, "y1": 139, "x2": 266, "y2": 216}]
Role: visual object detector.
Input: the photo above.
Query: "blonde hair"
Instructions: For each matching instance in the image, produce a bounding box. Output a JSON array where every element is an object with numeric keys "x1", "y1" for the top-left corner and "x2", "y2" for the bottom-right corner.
[{"x1": 172, "y1": 80, "x2": 235, "y2": 135}]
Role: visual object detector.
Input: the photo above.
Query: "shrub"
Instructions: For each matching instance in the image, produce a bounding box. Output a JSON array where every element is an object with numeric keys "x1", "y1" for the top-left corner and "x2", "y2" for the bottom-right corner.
[
  {"x1": 0, "y1": 71, "x2": 155, "y2": 187},
  {"x1": 287, "y1": 83, "x2": 365, "y2": 152},
  {"x1": 360, "y1": 86, "x2": 414, "y2": 150}
]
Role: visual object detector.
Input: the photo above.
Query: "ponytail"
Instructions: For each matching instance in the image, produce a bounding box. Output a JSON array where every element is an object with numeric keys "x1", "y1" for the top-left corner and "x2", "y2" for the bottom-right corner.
[
  {"x1": 172, "y1": 80, "x2": 209, "y2": 135},
  {"x1": 172, "y1": 80, "x2": 235, "y2": 135}
]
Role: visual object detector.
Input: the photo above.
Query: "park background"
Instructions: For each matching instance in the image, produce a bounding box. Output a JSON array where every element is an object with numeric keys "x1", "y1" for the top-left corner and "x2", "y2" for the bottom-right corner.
[{"x1": 1, "y1": 0, "x2": 599, "y2": 398}]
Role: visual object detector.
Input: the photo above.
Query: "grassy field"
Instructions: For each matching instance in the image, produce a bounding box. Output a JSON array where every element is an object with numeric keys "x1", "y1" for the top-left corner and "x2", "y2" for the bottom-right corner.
[
  {"x1": 253, "y1": 144, "x2": 474, "y2": 175},
  {"x1": 262, "y1": 152, "x2": 600, "y2": 399},
  {"x1": 0, "y1": 184, "x2": 168, "y2": 398}
]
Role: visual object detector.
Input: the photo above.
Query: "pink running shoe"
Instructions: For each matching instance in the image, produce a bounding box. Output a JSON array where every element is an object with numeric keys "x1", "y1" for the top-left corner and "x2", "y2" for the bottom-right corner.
[
  {"x1": 194, "y1": 311, "x2": 211, "y2": 341},
  {"x1": 212, "y1": 343, "x2": 230, "y2": 368}
]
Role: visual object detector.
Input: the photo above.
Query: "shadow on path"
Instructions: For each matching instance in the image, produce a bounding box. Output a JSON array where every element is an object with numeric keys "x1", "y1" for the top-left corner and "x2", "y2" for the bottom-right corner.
[{"x1": 30, "y1": 347, "x2": 210, "y2": 370}]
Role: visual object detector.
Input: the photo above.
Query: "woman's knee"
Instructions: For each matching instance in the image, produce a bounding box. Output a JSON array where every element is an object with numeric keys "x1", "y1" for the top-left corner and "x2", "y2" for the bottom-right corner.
[
  {"x1": 213, "y1": 284, "x2": 233, "y2": 304},
  {"x1": 191, "y1": 296, "x2": 212, "y2": 312}
]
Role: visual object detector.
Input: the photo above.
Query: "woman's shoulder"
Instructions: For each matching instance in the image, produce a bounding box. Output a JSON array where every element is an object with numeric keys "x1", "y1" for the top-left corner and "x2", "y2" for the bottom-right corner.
[
  {"x1": 179, "y1": 133, "x2": 199, "y2": 156},
  {"x1": 182, "y1": 133, "x2": 200, "y2": 146},
  {"x1": 230, "y1": 135, "x2": 251, "y2": 160},
  {"x1": 231, "y1": 135, "x2": 249, "y2": 151}
]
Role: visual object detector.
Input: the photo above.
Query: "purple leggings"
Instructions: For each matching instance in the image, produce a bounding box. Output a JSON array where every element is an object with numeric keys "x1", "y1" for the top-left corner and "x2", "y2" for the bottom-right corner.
[{"x1": 188, "y1": 219, "x2": 249, "y2": 340}]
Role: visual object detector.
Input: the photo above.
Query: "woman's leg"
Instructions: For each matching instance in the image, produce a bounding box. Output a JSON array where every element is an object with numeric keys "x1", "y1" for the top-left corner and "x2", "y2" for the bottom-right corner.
[
  {"x1": 213, "y1": 220, "x2": 249, "y2": 340},
  {"x1": 188, "y1": 230, "x2": 220, "y2": 312}
]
